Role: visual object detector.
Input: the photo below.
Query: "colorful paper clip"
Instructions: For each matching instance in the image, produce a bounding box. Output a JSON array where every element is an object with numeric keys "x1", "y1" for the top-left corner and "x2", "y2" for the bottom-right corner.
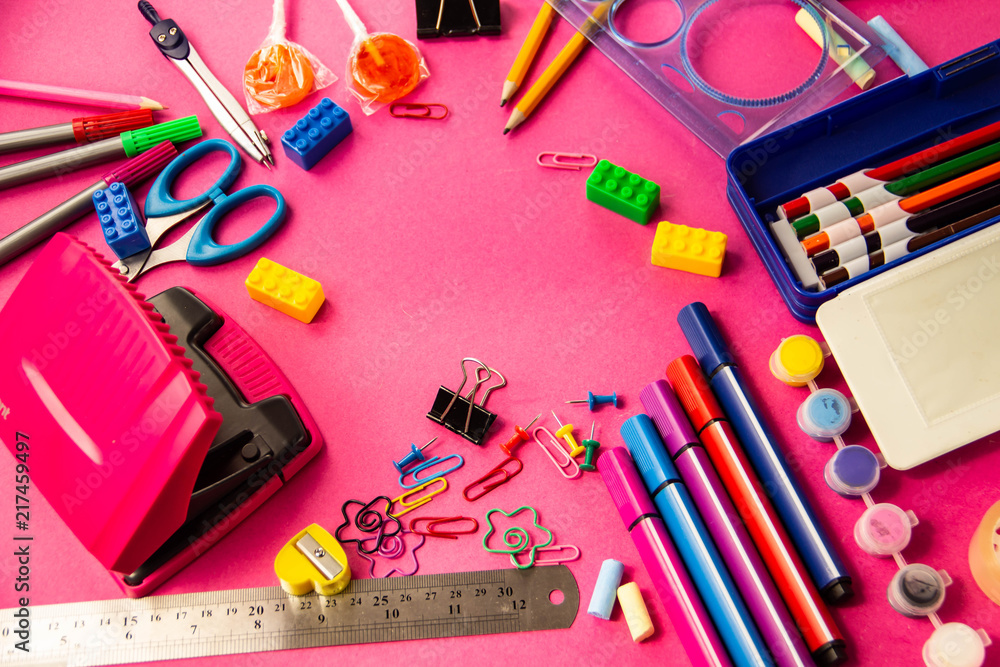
[
  {"x1": 335, "y1": 496, "x2": 402, "y2": 554},
  {"x1": 399, "y1": 453, "x2": 464, "y2": 489},
  {"x1": 463, "y1": 455, "x2": 523, "y2": 501},
  {"x1": 392, "y1": 477, "x2": 448, "y2": 516},
  {"x1": 483, "y1": 505, "x2": 554, "y2": 569},
  {"x1": 533, "y1": 426, "x2": 581, "y2": 479},
  {"x1": 510, "y1": 544, "x2": 580, "y2": 568},
  {"x1": 410, "y1": 516, "x2": 479, "y2": 539},
  {"x1": 389, "y1": 103, "x2": 449, "y2": 120},
  {"x1": 537, "y1": 152, "x2": 598, "y2": 171},
  {"x1": 358, "y1": 530, "x2": 425, "y2": 577}
]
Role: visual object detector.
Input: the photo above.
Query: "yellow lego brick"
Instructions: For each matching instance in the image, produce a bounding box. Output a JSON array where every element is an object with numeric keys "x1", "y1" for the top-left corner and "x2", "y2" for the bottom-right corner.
[
  {"x1": 651, "y1": 221, "x2": 728, "y2": 278},
  {"x1": 246, "y1": 258, "x2": 325, "y2": 323}
]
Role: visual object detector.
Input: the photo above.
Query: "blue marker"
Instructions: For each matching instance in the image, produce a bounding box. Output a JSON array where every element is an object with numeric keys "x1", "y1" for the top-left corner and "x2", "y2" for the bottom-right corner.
[
  {"x1": 678, "y1": 302, "x2": 852, "y2": 603},
  {"x1": 622, "y1": 414, "x2": 773, "y2": 667}
]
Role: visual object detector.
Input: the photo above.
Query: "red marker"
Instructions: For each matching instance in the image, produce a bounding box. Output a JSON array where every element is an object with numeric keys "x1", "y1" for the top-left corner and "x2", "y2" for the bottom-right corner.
[{"x1": 667, "y1": 356, "x2": 846, "y2": 666}]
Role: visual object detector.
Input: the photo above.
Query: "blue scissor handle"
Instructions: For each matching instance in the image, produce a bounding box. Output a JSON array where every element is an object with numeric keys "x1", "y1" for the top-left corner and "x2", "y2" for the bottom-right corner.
[
  {"x1": 185, "y1": 185, "x2": 286, "y2": 266},
  {"x1": 145, "y1": 139, "x2": 242, "y2": 219}
]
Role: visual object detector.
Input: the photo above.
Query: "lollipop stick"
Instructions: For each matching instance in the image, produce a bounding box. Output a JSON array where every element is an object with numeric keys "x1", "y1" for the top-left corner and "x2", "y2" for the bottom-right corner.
[
  {"x1": 269, "y1": 0, "x2": 287, "y2": 37},
  {"x1": 333, "y1": 0, "x2": 385, "y2": 67}
]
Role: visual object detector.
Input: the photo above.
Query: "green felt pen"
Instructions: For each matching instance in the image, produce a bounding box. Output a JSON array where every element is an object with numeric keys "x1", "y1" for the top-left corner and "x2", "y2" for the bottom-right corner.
[{"x1": 0, "y1": 116, "x2": 201, "y2": 191}]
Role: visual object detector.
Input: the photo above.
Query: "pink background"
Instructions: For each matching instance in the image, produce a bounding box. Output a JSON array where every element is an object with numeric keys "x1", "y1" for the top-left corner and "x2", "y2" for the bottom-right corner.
[{"x1": 2, "y1": 1, "x2": 999, "y2": 665}]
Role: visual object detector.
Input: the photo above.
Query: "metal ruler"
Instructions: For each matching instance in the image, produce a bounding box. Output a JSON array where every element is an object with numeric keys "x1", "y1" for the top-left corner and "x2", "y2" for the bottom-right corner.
[{"x1": 1, "y1": 566, "x2": 578, "y2": 666}]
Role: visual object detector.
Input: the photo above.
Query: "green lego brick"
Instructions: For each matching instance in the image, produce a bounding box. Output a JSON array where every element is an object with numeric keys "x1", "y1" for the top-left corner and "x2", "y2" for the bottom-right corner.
[{"x1": 586, "y1": 160, "x2": 661, "y2": 224}]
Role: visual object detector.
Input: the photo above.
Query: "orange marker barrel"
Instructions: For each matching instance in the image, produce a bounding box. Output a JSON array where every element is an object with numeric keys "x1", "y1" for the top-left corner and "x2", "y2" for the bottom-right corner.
[{"x1": 667, "y1": 356, "x2": 846, "y2": 666}]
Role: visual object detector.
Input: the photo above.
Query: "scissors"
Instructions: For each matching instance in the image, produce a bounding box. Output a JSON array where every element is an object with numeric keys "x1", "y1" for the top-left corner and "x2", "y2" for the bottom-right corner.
[{"x1": 112, "y1": 139, "x2": 285, "y2": 282}]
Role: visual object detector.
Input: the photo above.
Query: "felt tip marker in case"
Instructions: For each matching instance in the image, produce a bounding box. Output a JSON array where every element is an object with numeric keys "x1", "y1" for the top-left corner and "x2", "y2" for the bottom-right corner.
[
  {"x1": 599, "y1": 447, "x2": 732, "y2": 667},
  {"x1": 622, "y1": 414, "x2": 773, "y2": 667},
  {"x1": 678, "y1": 302, "x2": 852, "y2": 603}
]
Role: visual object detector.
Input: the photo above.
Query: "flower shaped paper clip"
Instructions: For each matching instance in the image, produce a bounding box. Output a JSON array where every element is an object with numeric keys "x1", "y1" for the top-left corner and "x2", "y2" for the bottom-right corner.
[
  {"x1": 335, "y1": 496, "x2": 402, "y2": 554},
  {"x1": 482, "y1": 505, "x2": 553, "y2": 569}
]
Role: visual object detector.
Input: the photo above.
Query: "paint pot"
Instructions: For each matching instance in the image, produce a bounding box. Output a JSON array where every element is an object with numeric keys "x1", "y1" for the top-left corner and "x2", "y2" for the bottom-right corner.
[
  {"x1": 854, "y1": 503, "x2": 913, "y2": 556},
  {"x1": 797, "y1": 388, "x2": 852, "y2": 441},
  {"x1": 887, "y1": 563, "x2": 947, "y2": 617},
  {"x1": 922, "y1": 622, "x2": 987, "y2": 667},
  {"x1": 824, "y1": 445, "x2": 880, "y2": 497},
  {"x1": 769, "y1": 335, "x2": 825, "y2": 386}
]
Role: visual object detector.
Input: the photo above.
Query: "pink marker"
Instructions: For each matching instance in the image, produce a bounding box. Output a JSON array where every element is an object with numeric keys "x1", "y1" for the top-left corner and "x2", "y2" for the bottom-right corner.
[{"x1": 599, "y1": 447, "x2": 732, "y2": 667}]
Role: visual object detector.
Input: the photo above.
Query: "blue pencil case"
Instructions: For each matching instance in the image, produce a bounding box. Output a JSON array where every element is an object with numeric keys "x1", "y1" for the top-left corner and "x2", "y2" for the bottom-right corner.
[{"x1": 726, "y1": 38, "x2": 1000, "y2": 323}]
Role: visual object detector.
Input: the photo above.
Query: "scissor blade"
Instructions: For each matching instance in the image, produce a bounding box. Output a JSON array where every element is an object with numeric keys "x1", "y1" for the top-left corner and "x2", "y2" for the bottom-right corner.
[
  {"x1": 135, "y1": 227, "x2": 197, "y2": 278},
  {"x1": 144, "y1": 203, "x2": 209, "y2": 248},
  {"x1": 174, "y1": 48, "x2": 272, "y2": 165},
  {"x1": 114, "y1": 250, "x2": 153, "y2": 283}
]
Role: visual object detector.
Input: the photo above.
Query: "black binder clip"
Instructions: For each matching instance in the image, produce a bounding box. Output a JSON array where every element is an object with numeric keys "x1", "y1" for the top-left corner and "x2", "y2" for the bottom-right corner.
[
  {"x1": 427, "y1": 358, "x2": 506, "y2": 445},
  {"x1": 415, "y1": 0, "x2": 501, "y2": 39}
]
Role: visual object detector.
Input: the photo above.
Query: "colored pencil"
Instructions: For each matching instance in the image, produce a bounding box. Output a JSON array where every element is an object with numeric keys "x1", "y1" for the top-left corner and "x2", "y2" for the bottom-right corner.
[
  {"x1": 500, "y1": 2, "x2": 556, "y2": 107},
  {"x1": 801, "y1": 159, "x2": 1000, "y2": 255},
  {"x1": 810, "y1": 180, "x2": 1000, "y2": 273},
  {"x1": 819, "y1": 203, "x2": 1000, "y2": 288},
  {"x1": 503, "y1": 2, "x2": 608, "y2": 135},
  {"x1": 791, "y1": 140, "x2": 1000, "y2": 238},
  {"x1": 667, "y1": 357, "x2": 846, "y2": 665},
  {"x1": 779, "y1": 118, "x2": 1000, "y2": 219},
  {"x1": 0, "y1": 79, "x2": 165, "y2": 111}
]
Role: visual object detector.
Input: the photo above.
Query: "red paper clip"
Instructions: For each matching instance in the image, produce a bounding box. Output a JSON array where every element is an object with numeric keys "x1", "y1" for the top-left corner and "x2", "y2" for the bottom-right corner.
[
  {"x1": 462, "y1": 456, "x2": 523, "y2": 501},
  {"x1": 410, "y1": 516, "x2": 479, "y2": 539},
  {"x1": 389, "y1": 103, "x2": 449, "y2": 120},
  {"x1": 536, "y1": 152, "x2": 598, "y2": 170}
]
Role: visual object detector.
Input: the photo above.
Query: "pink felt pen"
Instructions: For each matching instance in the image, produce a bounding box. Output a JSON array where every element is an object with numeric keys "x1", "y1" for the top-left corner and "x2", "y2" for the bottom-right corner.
[{"x1": 599, "y1": 447, "x2": 732, "y2": 667}]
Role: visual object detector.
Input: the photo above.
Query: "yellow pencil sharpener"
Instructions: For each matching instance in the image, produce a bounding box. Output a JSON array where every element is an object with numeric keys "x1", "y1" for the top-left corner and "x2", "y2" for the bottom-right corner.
[{"x1": 274, "y1": 523, "x2": 351, "y2": 596}]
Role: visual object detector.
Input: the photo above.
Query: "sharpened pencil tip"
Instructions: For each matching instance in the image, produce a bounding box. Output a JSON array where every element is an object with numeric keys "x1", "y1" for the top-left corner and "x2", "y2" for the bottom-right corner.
[
  {"x1": 503, "y1": 128, "x2": 510, "y2": 135},
  {"x1": 500, "y1": 99, "x2": 507, "y2": 107}
]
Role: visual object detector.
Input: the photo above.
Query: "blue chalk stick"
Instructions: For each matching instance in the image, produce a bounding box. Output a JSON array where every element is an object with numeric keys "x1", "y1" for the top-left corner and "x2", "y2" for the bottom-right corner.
[{"x1": 587, "y1": 559, "x2": 624, "y2": 620}]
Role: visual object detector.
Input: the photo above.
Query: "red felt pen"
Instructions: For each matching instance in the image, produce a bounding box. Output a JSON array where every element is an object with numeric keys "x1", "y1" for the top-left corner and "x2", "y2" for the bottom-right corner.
[{"x1": 667, "y1": 356, "x2": 846, "y2": 666}]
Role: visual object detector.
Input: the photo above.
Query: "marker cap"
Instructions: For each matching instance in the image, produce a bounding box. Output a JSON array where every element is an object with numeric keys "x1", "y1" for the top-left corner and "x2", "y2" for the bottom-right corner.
[
  {"x1": 121, "y1": 115, "x2": 202, "y2": 156},
  {"x1": 677, "y1": 302, "x2": 734, "y2": 373},
  {"x1": 665, "y1": 355, "x2": 722, "y2": 432},
  {"x1": 598, "y1": 447, "x2": 659, "y2": 527},
  {"x1": 638, "y1": 380, "x2": 699, "y2": 457},
  {"x1": 620, "y1": 414, "x2": 681, "y2": 493}
]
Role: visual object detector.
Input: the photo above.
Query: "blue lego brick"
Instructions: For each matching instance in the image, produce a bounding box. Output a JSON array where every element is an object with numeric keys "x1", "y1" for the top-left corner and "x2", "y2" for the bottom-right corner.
[
  {"x1": 281, "y1": 98, "x2": 353, "y2": 171},
  {"x1": 93, "y1": 182, "x2": 150, "y2": 260}
]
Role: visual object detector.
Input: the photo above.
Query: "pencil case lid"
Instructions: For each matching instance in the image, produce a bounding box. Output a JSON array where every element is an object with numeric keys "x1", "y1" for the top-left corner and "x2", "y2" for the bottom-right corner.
[{"x1": 0, "y1": 234, "x2": 222, "y2": 573}]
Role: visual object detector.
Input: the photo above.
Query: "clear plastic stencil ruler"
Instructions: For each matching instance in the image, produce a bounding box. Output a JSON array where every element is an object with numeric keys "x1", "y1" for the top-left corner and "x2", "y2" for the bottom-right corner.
[{"x1": 0, "y1": 566, "x2": 578, "y2": 666}]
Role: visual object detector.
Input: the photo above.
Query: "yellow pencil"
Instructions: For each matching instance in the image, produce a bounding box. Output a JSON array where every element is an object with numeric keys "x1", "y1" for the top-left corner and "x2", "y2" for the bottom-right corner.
[
  {"x1": 503, "y1": 2, "x2": 609, "y2": 135},
  {"x1": 501, "y1": 2, "x2": 556, "y2": 107}
]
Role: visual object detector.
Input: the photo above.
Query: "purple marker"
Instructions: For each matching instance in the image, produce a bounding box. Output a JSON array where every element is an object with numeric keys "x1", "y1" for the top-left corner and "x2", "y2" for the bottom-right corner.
[
  {"x1": 641, "y1": 380, "x2": 812, "y2": 667},
  {"x1": 599, "y1": 447, "x2": 732, "y2": 667}
]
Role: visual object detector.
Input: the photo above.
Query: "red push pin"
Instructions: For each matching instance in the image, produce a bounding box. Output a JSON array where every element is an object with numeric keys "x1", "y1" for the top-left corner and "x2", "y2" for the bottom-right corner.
[{"x1": 499, "y1": 414, "x2": 540, "y2": 456}]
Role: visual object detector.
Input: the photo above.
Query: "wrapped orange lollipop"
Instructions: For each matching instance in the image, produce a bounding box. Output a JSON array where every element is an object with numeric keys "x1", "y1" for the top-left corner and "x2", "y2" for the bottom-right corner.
[
  {"x1": 243, "y1": 0, "x2": 336, "y2": 114},
  {"x1": 334, "y1": 0, "x2": 430, "y2": 115}
]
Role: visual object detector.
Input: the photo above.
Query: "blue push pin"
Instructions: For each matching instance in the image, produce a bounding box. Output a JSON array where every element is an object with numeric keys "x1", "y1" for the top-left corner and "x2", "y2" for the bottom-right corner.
[
  {"x1": 392, "y1": 437, "x2": 437, "y2": 474},
  {"x1": 566, "y1": 391, "x2": 619, "y2": 411}
]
